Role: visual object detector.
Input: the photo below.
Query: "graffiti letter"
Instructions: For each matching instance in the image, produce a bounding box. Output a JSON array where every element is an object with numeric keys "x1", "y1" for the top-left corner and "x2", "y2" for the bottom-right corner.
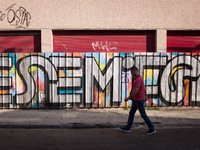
[
  {"x1": 7, "y1": 9, "x2": 15, "y2": 23},
  {"x1": 85, "y1": 56, "x2": 122, "y2": 107},
  {"x1": 15, "y1": 55, "x2": 57, "y2": 105},
  {"x1": 160, "y1": 55, "x2": 200, "y2": 105},
  {"x1": 50, "y1": 56, "x2": 82, "y2": 106},
  {"x1": 0, "y1": 57, "x2": 12, "y2": 104}
]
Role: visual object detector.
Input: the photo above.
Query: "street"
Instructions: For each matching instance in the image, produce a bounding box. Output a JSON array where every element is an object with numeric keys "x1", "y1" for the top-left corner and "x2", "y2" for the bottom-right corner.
[{"x1": 0, "y1": 127, "x2": 199, "y2": 150}]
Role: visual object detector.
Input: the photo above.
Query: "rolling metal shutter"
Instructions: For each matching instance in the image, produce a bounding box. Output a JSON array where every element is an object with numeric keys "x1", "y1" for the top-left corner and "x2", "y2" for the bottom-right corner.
[
  {"x1": 167, "y1": 31, "x2": 200, "y2": 53},
  {"x1": 53, "y1": 30, "x2": 155, "y2": 52},
  {"x1": 0, "y1": 31, "x2": 41, "y2": 53}
]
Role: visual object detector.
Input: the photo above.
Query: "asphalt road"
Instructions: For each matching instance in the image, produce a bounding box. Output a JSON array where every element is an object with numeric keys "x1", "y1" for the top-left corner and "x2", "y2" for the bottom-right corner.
[{"x1": 0, "y1": 128, "x2": 200, "y2": 150}]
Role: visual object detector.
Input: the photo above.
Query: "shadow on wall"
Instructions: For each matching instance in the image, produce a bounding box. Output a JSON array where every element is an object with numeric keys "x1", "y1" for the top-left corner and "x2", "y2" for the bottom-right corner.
[
  {"x1": 1, "y1": 48, "x2": 17, "y2": 53},
  {"x1": 168, "y1": 44, "x2": 200, "y2": 52},
  {"x1": 195, "y1": 44, "x2": 200, "y2": 50}
]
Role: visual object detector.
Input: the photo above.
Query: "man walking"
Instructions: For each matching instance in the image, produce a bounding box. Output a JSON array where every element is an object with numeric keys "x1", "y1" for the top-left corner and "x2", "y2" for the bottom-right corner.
[{"x1": 120, "y1": 66, "x2": 156, "y2": 135}]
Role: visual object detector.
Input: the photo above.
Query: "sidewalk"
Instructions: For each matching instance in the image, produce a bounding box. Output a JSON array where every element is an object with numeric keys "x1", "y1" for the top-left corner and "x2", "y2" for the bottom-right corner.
[{"x1": 0, "y1": 107, "x2": 199, "y2": 129}]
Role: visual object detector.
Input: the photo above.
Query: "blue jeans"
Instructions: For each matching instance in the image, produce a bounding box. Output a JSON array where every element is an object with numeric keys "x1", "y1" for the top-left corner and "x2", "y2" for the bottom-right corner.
[{"x1": 126, "y1": 100, "x2": 155, "y2": 131}]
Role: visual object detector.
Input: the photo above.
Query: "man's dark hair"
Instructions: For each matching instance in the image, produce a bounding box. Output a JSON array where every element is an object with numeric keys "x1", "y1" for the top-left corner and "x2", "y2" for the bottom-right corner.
[{"x1": 131, "y1": 66, "x2": 139, "y2": 71}]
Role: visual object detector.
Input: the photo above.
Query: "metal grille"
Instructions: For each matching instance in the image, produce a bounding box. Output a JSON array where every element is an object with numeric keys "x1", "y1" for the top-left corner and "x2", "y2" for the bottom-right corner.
[{"x1": 0, "y1": 52, "x2": 199, "y2": 109}]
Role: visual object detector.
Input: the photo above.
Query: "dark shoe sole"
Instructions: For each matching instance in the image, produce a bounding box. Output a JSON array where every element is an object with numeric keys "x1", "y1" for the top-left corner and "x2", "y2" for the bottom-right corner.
[
  {"x1": 119, "y1": 128, "x2": 131, "y2": 133},
  {"x1": 146, "y1": 130, "x2": 156, "y2": 135}
]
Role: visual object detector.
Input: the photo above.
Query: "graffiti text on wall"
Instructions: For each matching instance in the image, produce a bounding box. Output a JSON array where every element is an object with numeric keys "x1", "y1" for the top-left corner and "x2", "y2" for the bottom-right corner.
[
  {"x1": 92, "y1": 41, "x2": 118, "y2": 51},
  {"x1": 0, "y1": 53, "x2": 200, "y2": 109},
  {"x1": 0, "y1": 4, "x2": 31, "y2": 28}
]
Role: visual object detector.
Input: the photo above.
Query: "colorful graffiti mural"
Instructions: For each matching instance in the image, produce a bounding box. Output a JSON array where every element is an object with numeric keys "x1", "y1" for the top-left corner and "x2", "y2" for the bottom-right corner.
[{"x1": 0, "y1": 52, "x2": 199, "y2": 109}]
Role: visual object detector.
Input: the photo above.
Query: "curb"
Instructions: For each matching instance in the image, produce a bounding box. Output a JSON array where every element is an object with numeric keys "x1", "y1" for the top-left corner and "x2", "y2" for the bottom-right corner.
[
  {"x1": 0, "y1": 122, "x2": 199, "y2": 129},
  {"x1": 0, "y1": 123, "x2": 122, "y2": 129},
  {"x1": 0, "y1": 122, "x2": 155, "y2": 129}
]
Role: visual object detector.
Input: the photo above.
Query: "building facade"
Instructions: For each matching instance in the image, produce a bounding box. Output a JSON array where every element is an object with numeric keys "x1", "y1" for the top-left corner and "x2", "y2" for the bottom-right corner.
[
  {"x1": 0, "y1": 0, "x2": 199, "y2": 53},
  {"x1": 0, "y1": 0, "x2": 200, "y2": 108}
]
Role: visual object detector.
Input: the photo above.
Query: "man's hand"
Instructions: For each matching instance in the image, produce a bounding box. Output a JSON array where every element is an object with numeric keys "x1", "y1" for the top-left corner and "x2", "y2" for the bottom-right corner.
[{"x1": 124, "y1": 97, "x2": 130, "y2": 101}]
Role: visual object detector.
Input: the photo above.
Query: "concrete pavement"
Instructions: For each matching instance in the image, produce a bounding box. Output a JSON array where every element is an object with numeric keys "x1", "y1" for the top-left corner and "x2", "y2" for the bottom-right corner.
[
  {"x1": 0, "y1": 107, "x2": 199, "y2": 129},
  {"x1": 1, "y1": 128, "x2": 200, "y2": 150}
]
